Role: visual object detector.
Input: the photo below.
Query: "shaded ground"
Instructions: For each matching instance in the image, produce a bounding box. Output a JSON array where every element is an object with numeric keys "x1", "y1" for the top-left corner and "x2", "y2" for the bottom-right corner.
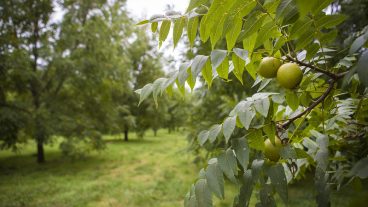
[
  {"x1": 0, "y1": 131, "x2": 366, "y2": 207},
  {"x1": 0, "y1": 131, "x2": 199, "y2": 207}
]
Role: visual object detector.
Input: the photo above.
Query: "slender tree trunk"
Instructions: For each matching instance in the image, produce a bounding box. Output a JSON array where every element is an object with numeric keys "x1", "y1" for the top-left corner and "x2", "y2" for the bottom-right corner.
[
  {"x1": 35, "y1": 114, "x2": 45, "y2": 163},
  {"x1": 34, "y1": 96, "x2": 45, "y2": 163},
  {"x1": 154, "y1": 129, "x2": 157, "y2": 137},
  {"x1": 124, "y1": 129, "x2": 128, "y2": 141},
  {"x1": 31, "y1": 15, "x2": 45, "y2": 163},
  {"x1": 37, "y1": 140, "x2": 45, "y2": 163}
]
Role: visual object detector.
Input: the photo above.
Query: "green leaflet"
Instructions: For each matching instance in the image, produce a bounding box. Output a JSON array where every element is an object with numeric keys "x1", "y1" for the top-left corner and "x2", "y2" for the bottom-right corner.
[
  {"x1": 173, "y1": 17, "x2": 186, "y2": 48},
  {"x1": 290, "y1": 18, "x2": 313, "y2": 40},
  {"x1": 195, "y1": 179, "x2": 213, "y2": 207},
  {"x1": 349, "y1": 157, "x2": 368, "y2": 179},
  {"x1": 210, "y1": 50, "x2": 227, "y2": 70},
  {"x1": 188, "y1": 16, "x2": 199, "y2": 47},
  {"x1": 306, "y1": 43, "x2": 320, "y2": 60},
  {"x1": 245, "y1": 62, "x2": 257, "y2": 80},
  {"x1": 233, "y1": 48, "x2": 249, "y2": 62},
  {"x1": 184, "y1": 185, "x2": 198, "y2": 207},
  {"x1": 202, "y1": 60, "x2": 213, "y2": 88},
  {"x1": 295, "y1": 0, "x2": 313, "y2": 17},
  {"x1": 226, "y1": 15, "x2": 242, "y2": 51},
  {"x1": 198, "y1": 130, "x2": 210, "y2": 146},
  {"x1": 263, "y1": 122, "x2": 276, "y2": 143},
  {"x1": 238, "y1": 12, "x2": 267, "y2": 41},
  {"x1": 260, "y1": 184, "x2": 277, "y2": 206},
  {"x1": 319, "y1": 30, "x2": 339, "y2": 44},
  {"x1": 238, "y1": 108, "x2": 256, "y2": 130},
  {"x1": 187, "y1": 69, "x2": 196, "y2": 90},
  {"x1": 276, "y1": 0, "x2": 299, "y2": 25},
  {"x1": 152, "y1": 78, "x2": 166, "y2": 107},
  {"x1": 137, "y1": 83, "x2": 153, "y2": 105},
  {"x1": 159, "y1": 20, "x2": 171, "y2": 47},
  {"x1": 237, "y1": 170, "x2": 254, "y2": 207},
  {"x1": 247, "y1": 129, "x2": 264, "y2": 151},
  {"x1": 242, "y1": 32, "x2": 257, "y2": 54},
  {"x1": 274, "y1": 37, "x2": 287, "y2": 53},
  {"x1": 223, "y1": 116, "x2": 236, "y2": 143},
  {"x1": 315, "y1": 168, "x2": 331, "y2": 207},
  {"x1": 216, "y1": 56, "x2": 229, "y2": 80},
  {"x1": 223, "y1": 0, "x2": 256, "y2": 36},
  {"x1": 205, "y1": 161, "x2": 224, "y2": 199},
  {"x1": 178, "y1": 62, "x2": 191, "y2": 85},
  {"x1": 151, "y1": 22, "x2": 158, "y2": 33},
  {"x1": 253, "y1": 97, "x2": 270, "y2": 117},
  {"x1": 231, "y1": 137, "x2": 250, "y2": 170},
  {"x1": 186, "y1": 0, "x2": 208, "y2": 12},
  {"x1": 357, "y1": 50, "x2": 368, "y2": 87},
  {"x1": 176, "y1": 80, "x2": 186, "y2": 96},
  {"x1": 285, "y1": 91, "x2": 300, "y2": 111},
  {"x1": 251, "y1": 159, "x2": 264, "y2": 181},
  {"x1": 199, "y1": 15, "x2": 210, "y2": 42},
  {"x1": 263, "y1": 0, "x2": 281, "y2": 13},
  {"x1": 314, "y1": 132, "x2": 330, "y2": 207},
  {"x1": 255, "y1": 19, "x2": 282, "y2": 48},
  {"x1": 349, "y1": 30, "x2": 368, "y2": 54},
  {"x1": 267, "y1": 163, "x2": 288, "y2": 204},
  {"x1": 232, "y1": 54, "x2": 245, "y2": 84},
  {"x1": 295, "y1": 30, "x2": 314, "y2": 51},
  {"x1": 311, "y1": 0, "x2": 334, "y2": 15},
  {"x1": 136, "y1": 20, "x2": 149, "y2": 25},
  {"x1": 218, "y1": 149, "x2": 238, "y2": 183},
  {"x1": 280, "y1": 145, "x2": 298, "y2": 159},
  {"x1": 205, "y1": 0, "x2": 237, "y2": 48},
  {"x1": 208, "y1": 124, "x2": 222, "y2": 143},
  {"x1": 316, "y1": 14, "x2": 347, "y2": 29},
  {"x1": 210, "y1": 15, "x2": 226, "y2": 49},
  {"x1": 191, "y1": 55, "x2": 209, "y2": 79}
]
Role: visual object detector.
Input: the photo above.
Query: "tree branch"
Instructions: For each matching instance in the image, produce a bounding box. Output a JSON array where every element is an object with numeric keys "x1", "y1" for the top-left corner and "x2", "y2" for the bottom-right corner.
[
  {"x1": 276, "y1": 54, "x2": 353, "y2": 132},
  {"x1": 280, "y1": 79, "x2": 336, "y2": 129},
  {"x1": 286, "y1": 55, "x2": 339, "y2": 80}
]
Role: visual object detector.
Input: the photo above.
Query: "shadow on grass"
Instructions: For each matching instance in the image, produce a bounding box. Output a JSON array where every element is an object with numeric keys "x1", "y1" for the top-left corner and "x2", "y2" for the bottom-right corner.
[
  {"x1": 0, "y1": 149, "x2": 110, "y2": 177},
  {"x1": 104, "y1": 138, "x2": 158, "y2": 144},
  {"x1": 0, "y1": 138, "x2": 161, "y2": 177}
]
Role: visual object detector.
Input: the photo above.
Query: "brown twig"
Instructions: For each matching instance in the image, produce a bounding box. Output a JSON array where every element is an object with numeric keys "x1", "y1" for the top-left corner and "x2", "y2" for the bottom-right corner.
[
  {"x1": 280, "y1": 79, "x2": 336, "y2": 129},
  {"x1": 286, "y1": 55, "x2": 339, "y2": 80},
  {"x1": 275, "y1": 54, "x2": 354, "y2": 134}
]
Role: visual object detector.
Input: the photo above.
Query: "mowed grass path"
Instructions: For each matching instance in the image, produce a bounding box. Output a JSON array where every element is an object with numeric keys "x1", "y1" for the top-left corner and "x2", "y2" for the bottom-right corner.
[
  {"x1": 0, "y1": 131, "x2": 205, "y2": 207},
  {"x1": 1, "y1": 131, "x2": 367, "y2": 207}
]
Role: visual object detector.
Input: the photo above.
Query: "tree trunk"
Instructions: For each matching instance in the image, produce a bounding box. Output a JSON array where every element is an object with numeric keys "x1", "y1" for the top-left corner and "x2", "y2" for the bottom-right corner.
[
  {"x1": 37, "y1": 140, "x2": 45, "y2": 163},
  {"x1": 168, "y1": 128, "x2": 171, "y2": 134},
  {"x1": 31, "y1": 14, "x2": 45, "y2": 164},
  {"x1": 154, "y1": 129, "x2": 157, "y2": 137},
  {"x1": 124, "y1": 129, "x2": 128, "y2": 141}
]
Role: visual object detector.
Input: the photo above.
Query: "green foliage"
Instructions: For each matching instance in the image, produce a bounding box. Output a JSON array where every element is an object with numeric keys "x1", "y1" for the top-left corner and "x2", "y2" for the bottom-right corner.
[
  {"x1": 0, "y1": 0, "x2": 176, "y2": 160},
  {"x1": 136, "y1": 0, "x2": 368, "y2": 206}
]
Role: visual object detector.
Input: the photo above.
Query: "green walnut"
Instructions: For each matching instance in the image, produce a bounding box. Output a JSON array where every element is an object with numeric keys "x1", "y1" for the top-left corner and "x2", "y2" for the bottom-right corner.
[
  {"x1": 257, "y1": 57, "x2": 282, "y2": 78},
  {"x1": 276, "y1": 63, "x2": 303, "y2": 89},
  {"x1": 264, "y1": 137, "x2": 282, "y2": 162}
]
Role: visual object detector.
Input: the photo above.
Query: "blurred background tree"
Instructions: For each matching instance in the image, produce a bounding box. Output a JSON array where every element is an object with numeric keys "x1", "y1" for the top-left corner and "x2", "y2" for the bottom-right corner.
[{"x1": 0, "y1": 0, "x2": 189, "y2": 162}]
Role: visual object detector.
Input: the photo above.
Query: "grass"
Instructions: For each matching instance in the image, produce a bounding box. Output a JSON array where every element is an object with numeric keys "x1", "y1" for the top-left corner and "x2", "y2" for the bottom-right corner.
[
  {"x1": 0, "y1": 131, "x2": 202, "y2": 207},
  {"x1": 0, "y1": 130, "x2": 367, "y2": 207}
]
